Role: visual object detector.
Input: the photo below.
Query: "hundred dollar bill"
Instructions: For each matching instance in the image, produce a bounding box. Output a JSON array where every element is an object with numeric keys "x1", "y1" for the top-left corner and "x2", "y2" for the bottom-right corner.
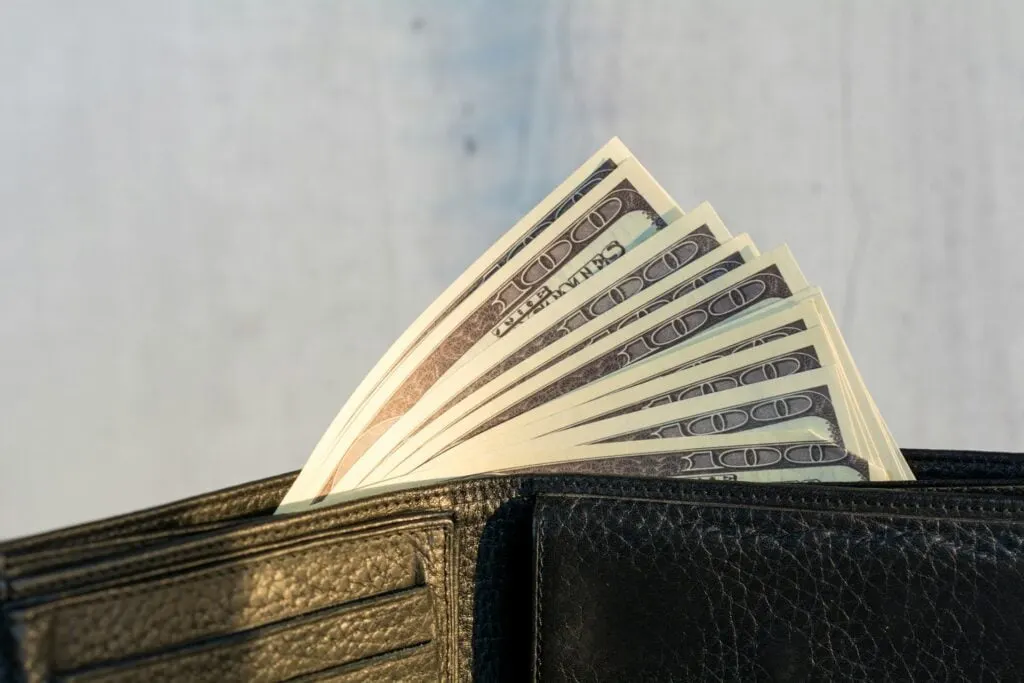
[
  {"x1": 383, "y1": 430, "x2": 877, "y2": 490},
  {"x1": 486, "y1": 327, "x2": 839, "y2": 444},
  {"x1": 683, "y1": 289, "x2": 906, "y2": 477},
  {"x1": 369, "y1": 246, "x2": 811, "y2": 484},
  {"x1": 710, "y1": 290, "x2": 910, "y2": 480},
  {"x1": 416, "y1": 206, "x2": 743, "y2": 434},
  {"x1": 452, "y1": 295, "x2": 832, "y2": 452},
  {"x1": 279, "y1": 139, "x2": 632, "y2": 510},
  {"x1": 543, "y1": 368, "x2": 864, "y2": 450},
  {"x1": 602, "y1": 288, "x2": 905, "y2": 477},
  {"x1": 806, "y1": 295, "x2": 911, "y2": 480},
  {"x1": 315, "y1": 430, "x2": 870, "y2": 507},
  {"x1": 419, "y1": 368, "x2": 876, "y2": 480},
  {"x1": 280, "y1": 154, "x2": 683, "y2": 511},
  {"x1": 385, "y1": 330, "x2": 854, "y2": 481},
  {"x1": 421, "y1": 292, "x2": 885, "y2": 481},
  {"x1": 348, "y1": 216, "x2": 754, "y2": 487},
  {"x1": 496, "y1": 435, "x2": 876, "y2": 483}
]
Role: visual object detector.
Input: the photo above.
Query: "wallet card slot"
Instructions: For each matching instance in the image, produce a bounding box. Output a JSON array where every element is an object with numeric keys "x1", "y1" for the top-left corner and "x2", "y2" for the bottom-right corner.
[
  {"x1": 532, "y1": 492, "x2": 1024, "y2": 682},
  {"x1": 7, "y1": 511, "x2": 446, "y2": 600},
  {"x1": 7, "y1": 514, "x2": 453, "y2": 681},
  {"x1": 0, "y1": 472, "x2": 295, "y2": 560},
  {"x1": 3, "y1": 519, "x2": 248, "y2": 580},
  {"x1": 55, "y1": 586, "x2": 435, "y2": 683},
  {"x1": 283, "y1": 642, "x2": 438, "y2": 683}
]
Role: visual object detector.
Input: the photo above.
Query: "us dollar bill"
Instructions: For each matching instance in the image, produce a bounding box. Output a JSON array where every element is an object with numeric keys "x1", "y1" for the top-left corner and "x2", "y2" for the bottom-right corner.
[
  {"x1": 369, "y1": 246, "x2": 810, "y2": 485},
  {"x1": 345, "y1": 216, "x2": 754, "y2": 488},
  {"x1": 449, "y1": 296, "x2": 831, "y2": 454},
  {"x1": 804, "y1": 294, "x2": 911, "y2": 479},
  {"x1": 506, "y1": 327, "x2": 839, "y2": 439},
  {"x1": 498, "y1": 439, "x2": 874, "y2": 483},
  {"x1": 587, "y1": 370, "x2": 855, "y2": 445},
  {"x1": 316, "y1": 431, "x2": 876, "y2": 507},
  {"x1": 281, "y1": 155, "x2": 685, "y2": 511},
  {"x1": 433, "y1": 368, "x2": 874, "y2": 477},
  {"x1": 279, "y1": 139, "x2": 633, "y2": 511},
  {"x1": 387, "y1": 330, "x2": 852, "y2": 482},
  {"x1": 279, "y1": 139, "x2": 913, "y2": 512},
  {"x1": 422, "y1": 207, "x2": 745, "y2": 435},
  {"x1": 388, "y1": 429, "x2": 877, "y2": 490}
]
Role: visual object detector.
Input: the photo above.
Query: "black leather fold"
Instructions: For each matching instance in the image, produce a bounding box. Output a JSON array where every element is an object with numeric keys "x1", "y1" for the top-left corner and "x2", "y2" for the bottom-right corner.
[
  {"x1": 532, "y1": 491, "x2": 1024, "y2": 681},
  {"x1": 2, "y1": 449, "x2": 1024, "y2": 682}
]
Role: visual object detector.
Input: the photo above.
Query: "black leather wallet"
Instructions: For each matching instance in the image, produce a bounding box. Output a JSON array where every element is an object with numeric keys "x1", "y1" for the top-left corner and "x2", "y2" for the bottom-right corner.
[{"x1": 3, "y1": 448, "x2": 1024, "y2": 682}]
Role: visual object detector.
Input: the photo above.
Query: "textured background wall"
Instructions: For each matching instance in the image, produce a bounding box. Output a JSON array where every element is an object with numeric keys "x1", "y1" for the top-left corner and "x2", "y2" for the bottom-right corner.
[{"x1": 1, "y1": 1, "x2": 1022, "y2": 537}]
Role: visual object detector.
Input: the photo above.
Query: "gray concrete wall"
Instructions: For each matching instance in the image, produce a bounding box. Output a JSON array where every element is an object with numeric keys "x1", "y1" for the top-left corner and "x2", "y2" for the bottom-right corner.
[{"x1": 1, "y1": 1, "x2": 1022, "y2": 537}]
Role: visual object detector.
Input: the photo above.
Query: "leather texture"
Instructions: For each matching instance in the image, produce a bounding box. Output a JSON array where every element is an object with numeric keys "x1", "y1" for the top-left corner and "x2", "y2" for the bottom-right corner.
[
  {"x1": 533, "y1": 493, "x2": 1024, "y2": 681},
  {"x1": 1, "y1": 449, "x2": 1023, "y2": 682},
  {"x1": 61, "y1": 588, "x2": 435, "y2": 683}
]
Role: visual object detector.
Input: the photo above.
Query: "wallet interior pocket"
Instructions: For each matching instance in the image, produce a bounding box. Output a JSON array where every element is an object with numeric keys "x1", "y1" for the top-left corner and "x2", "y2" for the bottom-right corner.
[
  {"x1": 6, "y1": 508, "x2": 448, "y2": 600},
  {"x1": 282, "y1": 641, "x2": 437, "y2": 683},
  {"x1": 532, "y1": 490, "x2": 1024, "y2": 682},
  {"x1": 5, "y1": 513, "x2": 454, "y2": 682},
  {"x1": 55, "y1": 587, "x2": 437, "y2": 683}
]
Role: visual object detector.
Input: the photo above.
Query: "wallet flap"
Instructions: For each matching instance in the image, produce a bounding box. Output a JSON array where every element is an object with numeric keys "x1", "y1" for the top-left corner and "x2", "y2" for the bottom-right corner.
[{"x1": 532, "y1": 491, "x2": 1024, "y2": 682}]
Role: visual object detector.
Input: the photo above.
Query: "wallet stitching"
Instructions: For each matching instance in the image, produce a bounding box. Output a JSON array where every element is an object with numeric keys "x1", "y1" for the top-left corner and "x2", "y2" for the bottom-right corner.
[
  {"x1": 914, "y1": 457, "x2": 1021, "y2": 464},
  {"x1": 447, "y1": 495, "x2": 517, "y2": 683},
  {"x1": 907, "y1": 453, "x2": 1024, "y2": 462},
  {"x1": 409, "y1": 527, "x2": 451, "y2": 680},
  {"x1": 17, "y1": 523, "x2": 448, "y2": 618},
  {"x1": 3, "y1": 449, "x2": 1011, "y2": 552},
  {"x1": 50, "y1": 472, "x2": 1013, "y2": 583},
  {"x1": 25, "y1": 480, "x2": 1020, "y2": 602},
  {"x1": 441, "y1": 523, "x2": 457, "y2": 682},
  {"x1": 16, "y1": 476, "x2": 1024, "y2": 671},
  {"x1": 328, "y1": 477, "x2": 1024, "y2": 522},
  {"x1": 534, "y1": 512, "x2": 546, "y2": 683},
  {"x1": 912, "y1": 459, "x2": 1024, "y2": 470},
  {"x1": 455, "y1": 517, "x2": 487, "y2": 683},
  {"x1": 539, "y1": 491, "x2": 1024, "y2": 526},
  {"x1": 533, "y1": 479, "x2": 1024, "y2": 516},
  {"x1": 548, "y1": 494, "x2": 1024, "y2": 545}
]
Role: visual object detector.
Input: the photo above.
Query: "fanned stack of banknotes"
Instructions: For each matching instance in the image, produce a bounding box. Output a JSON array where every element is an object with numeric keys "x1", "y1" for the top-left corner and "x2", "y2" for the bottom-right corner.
[{"x1": 277, "y1": 138, "x2": 912, "y2": 514}]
